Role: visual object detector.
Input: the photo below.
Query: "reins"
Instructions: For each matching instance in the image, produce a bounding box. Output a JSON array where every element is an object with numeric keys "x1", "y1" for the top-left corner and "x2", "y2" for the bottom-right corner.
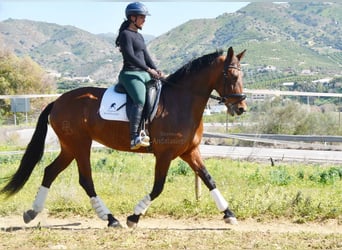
[{"x1": 209, "y1": 93, "x2": 246, "y2": 104}]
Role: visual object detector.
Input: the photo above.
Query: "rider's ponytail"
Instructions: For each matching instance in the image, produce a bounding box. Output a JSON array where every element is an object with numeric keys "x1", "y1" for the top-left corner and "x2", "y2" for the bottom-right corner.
[{"x1": 115, "y1": 20, "x2": 130, "y2": 47}]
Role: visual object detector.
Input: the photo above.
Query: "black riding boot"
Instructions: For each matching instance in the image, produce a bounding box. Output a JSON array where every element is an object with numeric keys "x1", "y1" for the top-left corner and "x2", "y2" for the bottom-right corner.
[{"x1": 130, "y1": 104, "x2": 149, "y2": 150}]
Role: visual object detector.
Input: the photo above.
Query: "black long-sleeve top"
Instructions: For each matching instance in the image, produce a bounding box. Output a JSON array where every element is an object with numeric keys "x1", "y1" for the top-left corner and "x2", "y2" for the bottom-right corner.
[{"x1": 119, "y1": 29, "x2": 157, "y2": 71}]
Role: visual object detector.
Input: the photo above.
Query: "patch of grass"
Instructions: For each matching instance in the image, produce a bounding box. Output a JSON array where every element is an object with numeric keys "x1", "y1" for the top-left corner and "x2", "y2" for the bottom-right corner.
[
  {"x1": 0, "y1": 149, "x2": 341, "y2": 223},
  {"x1": 269, "y1": 166, "x2": 293, "y2": 185}
]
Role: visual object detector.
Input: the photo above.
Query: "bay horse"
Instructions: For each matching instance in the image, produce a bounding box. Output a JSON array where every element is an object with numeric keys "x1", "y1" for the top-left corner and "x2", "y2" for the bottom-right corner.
[{"x1": 1, "y1": 47, "x2": 247, "y2": 228}]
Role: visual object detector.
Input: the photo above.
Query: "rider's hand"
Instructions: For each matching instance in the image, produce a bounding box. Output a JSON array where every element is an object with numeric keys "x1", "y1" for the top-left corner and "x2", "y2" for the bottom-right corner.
[
  {"x1": 147, "y1": 68, "x2": 161, "y2": 79},
  {"x1": 156, "y1": 69, "x2": 165, "y2": 79}
]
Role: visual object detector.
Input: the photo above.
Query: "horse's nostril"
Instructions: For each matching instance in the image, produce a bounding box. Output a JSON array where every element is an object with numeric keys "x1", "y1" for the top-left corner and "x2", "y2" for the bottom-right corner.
[{"x1": 236, "y1": 107, "x2": 246, "y2": 115}]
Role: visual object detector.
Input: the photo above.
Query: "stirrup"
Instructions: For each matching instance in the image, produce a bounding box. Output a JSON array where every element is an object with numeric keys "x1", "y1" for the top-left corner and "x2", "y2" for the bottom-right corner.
[
  {"x1": 130, "y1": 131, "x2": 150, "y2": 150},
  {"x1": 140, "y1": 130, "x2": 150, "y2": 143}
]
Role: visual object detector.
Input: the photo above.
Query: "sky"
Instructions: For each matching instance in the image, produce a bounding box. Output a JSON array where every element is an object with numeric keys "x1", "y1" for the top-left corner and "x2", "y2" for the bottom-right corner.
[{"x1": 0, "y1": 2, "x2": 249, "y2": 36}]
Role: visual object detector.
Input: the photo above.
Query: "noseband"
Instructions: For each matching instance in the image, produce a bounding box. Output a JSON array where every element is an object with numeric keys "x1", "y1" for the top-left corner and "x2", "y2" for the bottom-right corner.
[{"x1": 209, "y1": 64, "x2": 246, "y2": 105}]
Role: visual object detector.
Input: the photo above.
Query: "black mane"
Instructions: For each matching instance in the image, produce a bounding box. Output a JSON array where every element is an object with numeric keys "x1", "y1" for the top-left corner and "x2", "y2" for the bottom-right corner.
[{"x1": 166, "y1": 50, "x2": 224, "y2": 83}]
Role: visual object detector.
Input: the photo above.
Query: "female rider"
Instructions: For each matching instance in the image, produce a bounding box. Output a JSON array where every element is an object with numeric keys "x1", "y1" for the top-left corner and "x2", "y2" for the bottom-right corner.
[{"x1": 115, "y1": 2, "x2": 163, "y2": 150}]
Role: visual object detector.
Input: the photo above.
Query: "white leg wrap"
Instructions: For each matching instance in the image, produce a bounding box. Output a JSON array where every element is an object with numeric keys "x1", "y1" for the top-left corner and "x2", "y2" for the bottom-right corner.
[
  {"x1": 33, "y1": 186, "x2": 49, "y2": 213},
  {"x1": 134, "y1": 194, "x2": 151, "y2": 215},
  {"x1": 210, "y1": 188, "x2": 228, "y2": 211},
  {"x1": 90, "y1": 196, "x2": 110, "y2": 221}
]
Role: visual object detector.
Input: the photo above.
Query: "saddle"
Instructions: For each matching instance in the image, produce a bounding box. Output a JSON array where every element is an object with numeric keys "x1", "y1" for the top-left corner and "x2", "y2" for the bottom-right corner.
[{"x1": 114, "y1": 79, "x2": 162, "y2": 124}]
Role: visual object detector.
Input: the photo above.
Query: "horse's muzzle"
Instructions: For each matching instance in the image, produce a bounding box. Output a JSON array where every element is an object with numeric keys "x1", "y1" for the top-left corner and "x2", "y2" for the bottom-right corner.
[{"x1": 226, "y1": 103, "x2": 247, "y2": 116}]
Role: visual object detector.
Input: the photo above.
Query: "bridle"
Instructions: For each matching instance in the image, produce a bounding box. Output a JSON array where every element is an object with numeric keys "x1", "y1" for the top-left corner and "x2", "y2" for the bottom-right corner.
[{"x1": 209, "y1": 63, "x2": 246, "y2": 105}]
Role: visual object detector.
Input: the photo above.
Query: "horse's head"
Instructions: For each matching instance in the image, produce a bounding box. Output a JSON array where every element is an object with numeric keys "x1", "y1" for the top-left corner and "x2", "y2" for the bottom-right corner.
[{"x1": 214, "y1": 47, "x2": 247, "y2": 116}]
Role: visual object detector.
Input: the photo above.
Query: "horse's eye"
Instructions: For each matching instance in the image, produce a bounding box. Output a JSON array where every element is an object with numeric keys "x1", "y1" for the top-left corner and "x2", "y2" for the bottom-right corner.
[{"x1": 230, "y1": 73, "x2": 238, "y2": 81}]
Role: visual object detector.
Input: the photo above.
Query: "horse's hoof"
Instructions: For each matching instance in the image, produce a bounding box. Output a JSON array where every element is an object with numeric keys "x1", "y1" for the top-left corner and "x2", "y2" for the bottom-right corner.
[
  {"x1": 108, "y1": 220, "x2": 122, "y2": 228},
  {"x1": 224, "y1": 216, "x2": 238, "y2": 225},
  {"x1": 107, "y1": 214, "x2": 122, "y2": 228},
  {"x1": 126, "y1": 214, "x2": 140, "y2": 228},
  {"x1": 126, "y1": 219, "x2": 137, "y2": 228},
  {"x1": 23, "y1": 209, "x2": 38, "y2": 224}
]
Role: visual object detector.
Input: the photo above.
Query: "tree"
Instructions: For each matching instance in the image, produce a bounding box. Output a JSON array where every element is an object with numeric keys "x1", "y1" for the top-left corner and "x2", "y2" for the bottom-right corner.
[
  {"x1": 0, "y1": 48, "x2": 56, "y2": 124},
  {"x1": 0, "y1": 49, "x2": 55, "y2": 95}
]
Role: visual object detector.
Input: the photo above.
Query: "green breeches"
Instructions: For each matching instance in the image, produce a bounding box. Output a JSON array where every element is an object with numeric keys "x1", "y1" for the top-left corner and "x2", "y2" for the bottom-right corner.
[{"x1": 119, "y1": 70, "x2": 151, "y2": 105}]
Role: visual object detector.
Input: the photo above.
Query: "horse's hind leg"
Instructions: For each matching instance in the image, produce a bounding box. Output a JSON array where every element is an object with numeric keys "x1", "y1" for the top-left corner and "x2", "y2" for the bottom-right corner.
[
  {"x1": 74, "y1": 144, "x2": 121, "y2": 228},
  {"x1": 23, "y1": 149, "x2": 74, "y2": 223},
  {"x1": 181, "y1": 147, "x2": 238, "y2": 225}
]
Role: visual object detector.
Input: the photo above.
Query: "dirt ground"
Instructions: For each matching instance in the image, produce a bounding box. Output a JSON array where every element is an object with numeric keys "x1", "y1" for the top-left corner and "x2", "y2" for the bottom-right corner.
[
  {"x1": 1, "y1": 213, "x2": 341, "y2": 234},
  {"x1": 1, "y1": 213, "x2": 342, "y2": 249}
]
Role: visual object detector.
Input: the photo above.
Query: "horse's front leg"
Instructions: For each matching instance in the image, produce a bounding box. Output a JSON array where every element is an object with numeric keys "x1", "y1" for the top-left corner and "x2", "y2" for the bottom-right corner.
[
  {"x1": 181, "y1": 147, "x2": 238, "y2": 225},
  {"x1": 127, "y1": 154, "x2": 172, "y2": 228}
]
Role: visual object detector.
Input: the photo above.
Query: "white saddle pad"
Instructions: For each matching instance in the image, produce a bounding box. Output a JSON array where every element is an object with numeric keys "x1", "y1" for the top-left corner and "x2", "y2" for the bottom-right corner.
[{"x1": 99, "y1": 86, "x2": 129, "y2": 121}]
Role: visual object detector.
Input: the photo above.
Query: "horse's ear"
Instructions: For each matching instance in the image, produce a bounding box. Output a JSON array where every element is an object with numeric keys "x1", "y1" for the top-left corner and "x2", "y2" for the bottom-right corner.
[
  {"x1": 227, "y1": 47, "x2": 234, "y2": 61},
  {"x1": 237, "y1": 49, "x2": 247, "y2": 61}
]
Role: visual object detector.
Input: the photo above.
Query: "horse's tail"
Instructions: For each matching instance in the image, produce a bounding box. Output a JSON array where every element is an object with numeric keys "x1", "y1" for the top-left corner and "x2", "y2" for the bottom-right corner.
[{"x1": 0, "y1": 102, "x2": 55, "y2": 197}]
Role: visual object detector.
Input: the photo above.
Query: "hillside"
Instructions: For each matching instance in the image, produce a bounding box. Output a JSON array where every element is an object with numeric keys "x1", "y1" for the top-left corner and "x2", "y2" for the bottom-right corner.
[
  {"x1": 0, "y1": 19, "x2": 121, "y2": 84},
  {"x1": 0, "y1": 2, "x2": 341, "y2": 89},
  {"x1": 150, "y1": 2, "x2": 341, "y2": 76}
]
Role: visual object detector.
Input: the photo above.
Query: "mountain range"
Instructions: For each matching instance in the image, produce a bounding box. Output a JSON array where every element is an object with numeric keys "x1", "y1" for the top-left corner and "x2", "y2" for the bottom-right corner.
[{"x1": 1, "y1": 2, "x2": 341, "y2": 88}]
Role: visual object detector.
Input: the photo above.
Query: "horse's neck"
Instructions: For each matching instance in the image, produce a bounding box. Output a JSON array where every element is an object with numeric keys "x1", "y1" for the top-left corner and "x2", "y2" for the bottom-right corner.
[
  {"x1": 184, "y1": 75, "x2": 213, "y2": 106},
  {"x1": 163, "y1": 78, "x2": 213, "y2": 122}
]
